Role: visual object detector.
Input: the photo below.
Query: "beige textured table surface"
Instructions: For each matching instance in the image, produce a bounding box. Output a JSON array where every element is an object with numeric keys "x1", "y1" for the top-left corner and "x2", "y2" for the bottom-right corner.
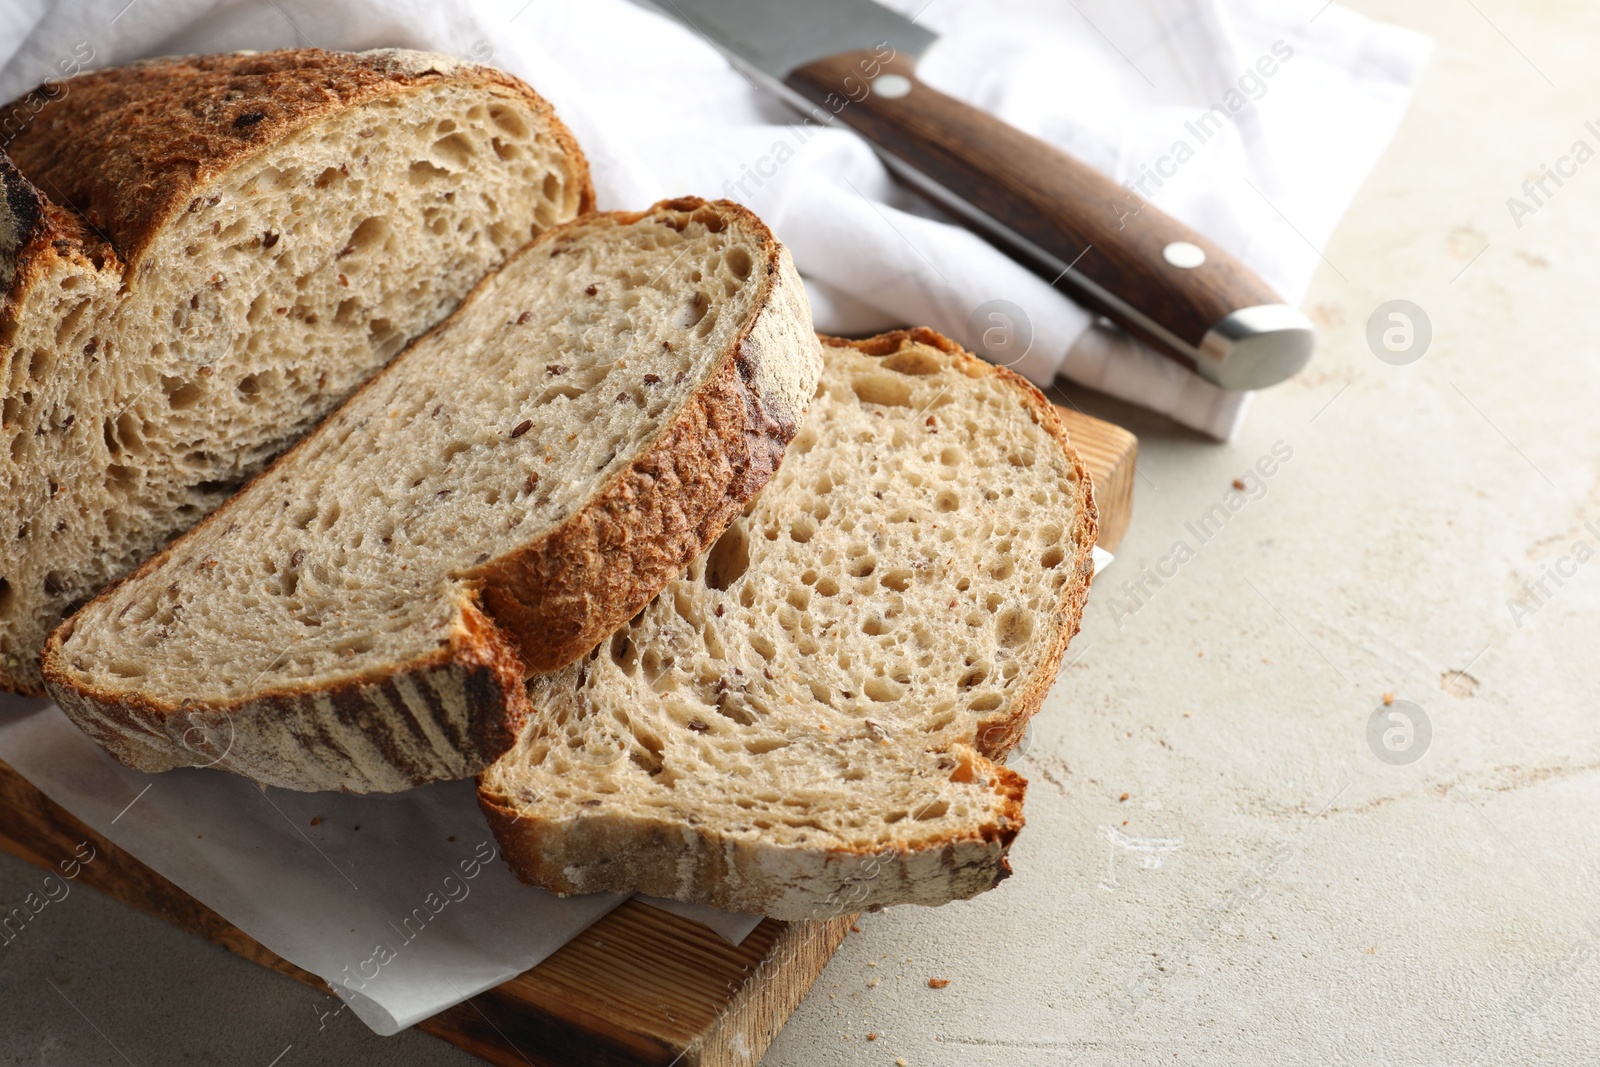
[{"x1": 4, "y1": 2, "x2": 1598, "y2": 1064}]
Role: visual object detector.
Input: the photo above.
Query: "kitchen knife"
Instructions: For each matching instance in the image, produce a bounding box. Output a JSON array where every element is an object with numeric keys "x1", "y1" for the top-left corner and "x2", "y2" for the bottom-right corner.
[{"x1": 641, "y1": 0, "x2": 1315, "y2": 390}]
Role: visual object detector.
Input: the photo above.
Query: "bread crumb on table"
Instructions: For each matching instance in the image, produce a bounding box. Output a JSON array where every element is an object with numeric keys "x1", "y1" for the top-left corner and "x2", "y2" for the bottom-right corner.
[
  {"x1": 927, "y1": 978, "x2": 950, "y2": 989},
  {"x1": 866, "y1": 1033, "x2": 878, "y2": 1041},
  {"x1": 1383, "y1": 691, "x2": 1396, "y2": 705}
]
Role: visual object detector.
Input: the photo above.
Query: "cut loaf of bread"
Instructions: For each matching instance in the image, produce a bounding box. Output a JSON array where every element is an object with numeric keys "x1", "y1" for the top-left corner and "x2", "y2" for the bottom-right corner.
[
  {"x1": 478, "y1": 329, "x2": 1097, "y2": 920},
  {"x1": 0, "y1": 48, "x2": 593, "y2": 694},
  {"x1": 42, "y1": 199, "x2": 821, "y2": 793}
]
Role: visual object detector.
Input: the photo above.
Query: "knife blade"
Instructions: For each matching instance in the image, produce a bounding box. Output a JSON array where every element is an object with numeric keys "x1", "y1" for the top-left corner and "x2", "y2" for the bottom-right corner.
[{"x1": 642, "y1": 0, "x2": 1315, "y2": 390}]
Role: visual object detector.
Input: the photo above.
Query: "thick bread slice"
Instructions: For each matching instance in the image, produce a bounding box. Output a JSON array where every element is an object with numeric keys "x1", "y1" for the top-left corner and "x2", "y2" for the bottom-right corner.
[
  {"x1": 42, "y1": 199, "x2": 821, "y2": 793},
  {"x1": 0, "y1": 48, "x2": 593, "y2": 694},
  {"x1": 478, "y1": 328, "x2": 1097, "y2": 919}
]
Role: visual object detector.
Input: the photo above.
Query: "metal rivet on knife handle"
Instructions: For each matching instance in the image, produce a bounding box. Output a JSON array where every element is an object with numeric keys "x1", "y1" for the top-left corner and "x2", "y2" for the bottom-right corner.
[
  {"x1": 783, "y1": 49, "x2": 1315, "y2": 389},
  {"x1": 642, "y1": 0, "x2": 1316, "y2": 390}
]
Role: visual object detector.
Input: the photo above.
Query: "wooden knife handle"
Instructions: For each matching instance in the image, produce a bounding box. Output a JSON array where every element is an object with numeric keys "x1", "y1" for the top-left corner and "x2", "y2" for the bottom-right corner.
[{"x1": 783, "y1": 49, "x2": 1314, "y2": 390}]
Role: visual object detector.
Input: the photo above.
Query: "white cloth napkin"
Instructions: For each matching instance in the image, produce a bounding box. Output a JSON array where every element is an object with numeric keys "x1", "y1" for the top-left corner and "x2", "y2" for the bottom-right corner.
[
  {"x1": 0, "y1": 0, "x2": 1428, "y2": 438},
  {"x1": 0, "y1": 696, "x2": 761, "y2": 1035}
]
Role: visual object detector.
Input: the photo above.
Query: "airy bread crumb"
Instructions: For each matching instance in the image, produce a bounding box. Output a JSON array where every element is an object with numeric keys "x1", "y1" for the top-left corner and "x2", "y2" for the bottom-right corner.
[
  {"x1": 0, "y1": 49, "x2": 591, "y2": 694},
  {"x1": 44, "y1": 200, "x2": 820, "y2": 793},
  {"x1": 480, "y1": 328, "x2": 1097, "y2": 919}
]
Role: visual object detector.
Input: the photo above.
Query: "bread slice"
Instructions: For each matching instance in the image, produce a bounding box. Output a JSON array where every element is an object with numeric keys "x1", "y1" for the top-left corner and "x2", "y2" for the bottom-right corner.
[
  {"x1": 0, "y1": 48, "x2": 593, "y2": 694},
  {"x1": 41, "y1": 199, "x2": 821, "y2": 793},
  {"x1": 478, "y1": 329, "x2": 1097, "y2": 919}
]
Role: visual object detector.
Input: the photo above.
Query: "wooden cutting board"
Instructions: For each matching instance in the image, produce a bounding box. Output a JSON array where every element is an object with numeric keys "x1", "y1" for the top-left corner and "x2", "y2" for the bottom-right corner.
[{"x1": 0, "y1": 402, "x2": 1134, "y2": 1067}]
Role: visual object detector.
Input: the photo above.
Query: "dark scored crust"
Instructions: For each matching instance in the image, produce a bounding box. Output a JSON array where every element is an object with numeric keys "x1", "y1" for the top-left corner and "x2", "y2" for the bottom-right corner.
[
  {"x1": 477, "y1": 328, "x2": 1096, "y2": 917},
  {"x1": 46, "y1": 591, "x2": 532, "y2": 792},
  {"x1": 40, "y1": 199, "x2": 819, "y2": 790},
  {"x1": 0, "y1": 151, "x2": 119, "y2": 337},
  {"x1": 1, "y1": 48, "x2": 596, "y2": 270},
  {"x1": 0, "y1": 152, "x2": 48, "y2": 292}
]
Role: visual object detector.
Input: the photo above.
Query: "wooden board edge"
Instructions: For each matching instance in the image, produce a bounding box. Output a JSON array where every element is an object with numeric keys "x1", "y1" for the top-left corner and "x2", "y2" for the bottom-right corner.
[
  {"x1": 1053, "y1": 404, "x2": 1137, "y2": 551},
  {"x1": 694, "y1": 914, "x2": 855, "y2": 1067}
]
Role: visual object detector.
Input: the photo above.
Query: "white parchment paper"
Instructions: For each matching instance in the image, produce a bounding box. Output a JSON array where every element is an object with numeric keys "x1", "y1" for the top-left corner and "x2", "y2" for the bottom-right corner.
[{"x1": 0, "y1": 695, "x2": 761, "y2": 1035}]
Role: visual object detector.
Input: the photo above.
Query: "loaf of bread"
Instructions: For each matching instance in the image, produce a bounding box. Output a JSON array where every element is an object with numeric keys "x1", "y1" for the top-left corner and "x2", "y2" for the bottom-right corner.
[
  {"x1": 42, "y1": 199, "x2": 821, "y2": 793},
  {"x1": 0, "y1": 48, "x2": 592, "y2": 694},
  {"x1": 478, "y1": 329, "x2": 1096, "y2": 919}
]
